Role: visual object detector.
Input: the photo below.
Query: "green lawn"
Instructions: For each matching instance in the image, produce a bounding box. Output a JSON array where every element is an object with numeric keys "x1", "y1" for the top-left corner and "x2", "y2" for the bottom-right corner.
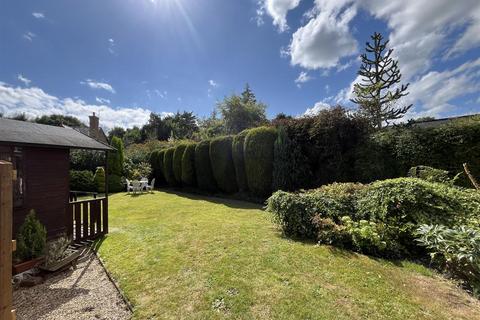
[{"x1": 98, "y1": 191, "x2": 480, "y2": 320}]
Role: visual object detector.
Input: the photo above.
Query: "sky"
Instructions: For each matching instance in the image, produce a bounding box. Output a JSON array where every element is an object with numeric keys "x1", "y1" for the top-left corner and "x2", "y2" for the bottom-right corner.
[{"x1": 0, "y1": 0, "x2": 479, "y2": 130}]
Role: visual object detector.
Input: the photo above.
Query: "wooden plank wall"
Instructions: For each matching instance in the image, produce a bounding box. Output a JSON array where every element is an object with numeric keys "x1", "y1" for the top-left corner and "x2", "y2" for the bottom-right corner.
[
  {"x1": 68, "y1": 198, "x2": 107, "y2": 242},
  {"x1": 0, "y1": 161, "x2": 16, "y2": 320}
]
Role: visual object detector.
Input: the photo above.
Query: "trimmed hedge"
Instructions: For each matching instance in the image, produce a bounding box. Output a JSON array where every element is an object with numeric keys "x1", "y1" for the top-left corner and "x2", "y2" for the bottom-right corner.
[
  {"x1": 195, "y1": 140, "x2": 217, "y2": 192},
  {"x1": 108, "y1": 174, "x2": 124, "y2": 192},
  {"x1": 181, "y1": 143, "x2": 197, "y2": 187},
  {"x1": 173, "y1": 144, "x2": 187, "y2": 184},
  {"x1": 70, "y1": 170, "x2": 96, "y2": 192},
  {"x1": 94, "y1": 167, "x2": 106, "y2": 193},
  {"x1": 210, "y1": 136, "x2": 237, "y2": 193},
  {"x1": 232, "y1": 130, "x2": 249, "y2": 192},
  {"x1": 156, "y1": 149, "x2": 166, "y2": 185},
  {"x1": 244, "y1": 126, "x2": 277, "y2": 196},
  {"x1": 163, "y1": 148, "x2": 177, "y2": 186}
]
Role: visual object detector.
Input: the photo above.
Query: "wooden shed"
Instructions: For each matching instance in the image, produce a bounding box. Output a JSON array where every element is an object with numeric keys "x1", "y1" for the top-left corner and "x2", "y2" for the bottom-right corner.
[{"x1": 0, "y1": 116, "x2": 114, "y2": 240}]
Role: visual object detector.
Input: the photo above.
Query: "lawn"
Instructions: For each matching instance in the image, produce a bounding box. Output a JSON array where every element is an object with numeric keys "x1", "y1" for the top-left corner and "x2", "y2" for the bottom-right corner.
[{"x1": 98, "y1": 191, "x2": 480, "y2": 320}]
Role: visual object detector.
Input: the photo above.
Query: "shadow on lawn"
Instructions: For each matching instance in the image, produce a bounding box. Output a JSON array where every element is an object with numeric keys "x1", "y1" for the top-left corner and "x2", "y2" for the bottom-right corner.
[{"x1": 157, "y1": 188, "x2": 264, "y2": 210}]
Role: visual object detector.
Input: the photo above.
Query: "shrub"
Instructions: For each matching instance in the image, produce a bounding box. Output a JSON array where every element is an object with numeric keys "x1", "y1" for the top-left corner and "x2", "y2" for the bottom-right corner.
[
  {"x1": 94, "y1": 167, "x2": 106, "y2": 193},
  {"x1": 108, "y1": 174, "x2": 124, "y2": 192},
  {"x1": 195, "y1": 140, "x2": 217, "y2": 192},
  {"x1": 156, "y1": 149, "x2": 166, "y2": 185},
  {"x1": 173, "y1": 144, "x2": 187, "y2": 184},
  {"x1": 163, "y1": 148, "x2": 177, "y2": 186},
  {"x1": 272, "y1": 126, "x2": 312, "y2": 191},
  {"x1": 124, "y1": 159, "x2": 152, "y2": 180},
  {"x1": 244, "y1": 126, "x2": 277, "y2": 196},
  {"x1": 407, "y1": 165, "x2": 454, "y2": 184},
  {"x1": 210, "y1": 136, "x2": 237, "y2": 193},
  {"x1": 69, "y1": 170, "x2": 96, "y2": 192},
  {"x1": 232, "y1": 130, "x2": 249, "y2": 192},
  {"x1": 415, "y1": 224, "x2": 480, "y2": 295},
  {"x1": 16, "y1": 210, "x2": 47, "y2": 261},
  {"x1": 108, "y1": 136, "x2": 124, "y2": 175},
  {"x1": 181, "y1": 143, "x2": 196, "y2": 187}
]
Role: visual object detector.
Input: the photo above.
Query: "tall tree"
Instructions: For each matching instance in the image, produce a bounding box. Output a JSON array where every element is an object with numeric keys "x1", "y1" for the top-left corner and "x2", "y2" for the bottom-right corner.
[
  {"x1": 217, "y1": 84, "x2": 267, "y2": 134},
  {"x1": 351, "y1": 32, "x2": 412, "y2": 128},
  {"x1": 108, "y1": 136, "x2": 125, "y2": 176},
  {"x1": 35, "y1": 114, "x2": 84, "y2": 127},
  {"x1": 169, "y1": 111, "x2": 198, "y2": 139},
  {"x1": 108, "y1": 126, "x2": 126, "y2": 142}
]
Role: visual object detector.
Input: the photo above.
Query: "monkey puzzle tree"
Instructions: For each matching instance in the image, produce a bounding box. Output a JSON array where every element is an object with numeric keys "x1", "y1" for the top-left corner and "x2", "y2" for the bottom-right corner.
[{"x1": 351, "y1": 32, "x2": 412, "y2": 129}]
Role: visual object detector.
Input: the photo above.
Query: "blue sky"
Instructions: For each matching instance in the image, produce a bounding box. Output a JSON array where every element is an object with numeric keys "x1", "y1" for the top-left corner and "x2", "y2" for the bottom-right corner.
[{"x1": 1, "y1": 0, "x2": 479, "y2": 129}]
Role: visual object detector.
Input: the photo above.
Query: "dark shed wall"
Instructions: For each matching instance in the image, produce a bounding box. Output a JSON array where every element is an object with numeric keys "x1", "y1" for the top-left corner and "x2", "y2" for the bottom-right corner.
[{"x1": 13, "y1": 147, "x2": 69, "y2": 239}]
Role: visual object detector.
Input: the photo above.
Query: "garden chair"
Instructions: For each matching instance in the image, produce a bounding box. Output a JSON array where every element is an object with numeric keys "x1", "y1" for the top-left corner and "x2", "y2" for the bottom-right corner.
[
  {"x1": 126, "y1": 179, "x2": 134, "y2": 193},
  {"x1": 131, "y1": 180, "x2": 142, "y2": 194},
  {"x1": 146, "y1": 178, "x2": 155, "y2": 192}
]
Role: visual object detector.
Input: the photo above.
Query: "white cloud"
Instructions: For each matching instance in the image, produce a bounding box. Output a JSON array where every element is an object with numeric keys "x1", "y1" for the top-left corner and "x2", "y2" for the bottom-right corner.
[
  {"x1": 294, "y1": 71, "x2": 312, "y2": 87},
  {"x1": 81, "y1": 79, "x2": 115, "y2": 93},
  {"x1": 208, "y1": 79, "x2": 218, "y2": 87},
  {"x1": 23, "y1": 32, "x2": 36, "y2": 41},
  {"x1": 17, "y1": 74, "x2": 31, "y2": 86},
  {"x1": 257, "y1": 0, "x2": 301, "y2": 32},
  {"x1": 0, "y1": 82, "x2": 152, "y2": 130},
  {"x1": 95, "y1": 97, "x2": 111, "y2": 105},
  {"x1": 303, "y1": 101, "x2": 331, "y2": 116},
  {"x1": 108, "y1": 38, "x2": 115, "y2": 55},
  {"x1": 288, "y1": 2, "x2": 357, "y2": 69},
  {"x1": 32, "y1": 12, "x2": 45, "y2": 19}
]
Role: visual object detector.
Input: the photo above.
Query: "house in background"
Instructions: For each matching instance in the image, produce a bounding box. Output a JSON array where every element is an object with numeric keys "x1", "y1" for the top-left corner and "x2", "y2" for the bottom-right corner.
[{"x1": 0, "y1": 113, "x2": 113, "y2": 240}]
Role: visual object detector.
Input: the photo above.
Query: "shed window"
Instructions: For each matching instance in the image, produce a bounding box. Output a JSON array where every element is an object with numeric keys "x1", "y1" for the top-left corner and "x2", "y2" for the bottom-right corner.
[{"x1": 0, "y1": 146, "x2": 25, "y2": 207}]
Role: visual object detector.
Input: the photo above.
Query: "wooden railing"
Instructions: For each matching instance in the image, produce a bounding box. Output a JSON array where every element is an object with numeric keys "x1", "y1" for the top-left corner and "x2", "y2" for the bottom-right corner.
[{"x1": 67, "y1": 197, "x2": 108, "y2": 242}]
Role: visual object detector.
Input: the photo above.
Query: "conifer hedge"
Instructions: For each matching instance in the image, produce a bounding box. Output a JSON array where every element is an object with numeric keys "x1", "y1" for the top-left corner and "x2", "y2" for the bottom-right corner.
[
  {"x1": 210, "y1": 136, "x2": 237, "y2": 193},
  {"x1": 181, "y1": 143, "x2": 197, "y2": 187},
  {"x1": 244, "y1": 127, "x2": 277, "y2": 196},
  {"x1": 173, "y1": 144, "x2": 187, "y2": 184},
  {"x1": 232, "y1": 130, "x2": 249, "y2": 192},
  {"x1": 163, "y1": 148, "x2": 177, "y2": 186},
  {"x1": 195, "y1": 140, "x2": 217, "y2": 192}
]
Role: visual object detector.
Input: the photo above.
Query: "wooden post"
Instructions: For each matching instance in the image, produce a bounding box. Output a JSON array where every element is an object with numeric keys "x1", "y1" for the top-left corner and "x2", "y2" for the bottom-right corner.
[
  {"x1": 104, "y1": 151, "x2": 109, "y2": 234},
  {"x1": 0, "y1": 161, "x2": 15, "y2": 320}
]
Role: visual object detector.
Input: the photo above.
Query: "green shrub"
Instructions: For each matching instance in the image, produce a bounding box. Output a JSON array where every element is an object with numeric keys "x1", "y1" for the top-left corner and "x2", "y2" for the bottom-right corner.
[
  {"x1": 272, "y1": 126, "x2": 312, "y2": 191},
  {"x1": 173, "y1": 144, "x2": 187, "y2": 184},
  {"x1": 415, "y1": 224, "x2": 480, "y2": 295},
  {"x1": 108, "y1": 174, "x2": 124, "y2": 192},
  {"x1": 232, "y1": 130, "x2": 249, "y2": 192},
  {"x1": 69, "y1": 170, "x2": 96, "y2": 192},
  {"x1": 16, "y1": 210, "x2": 47, "y2": 261},
  {"x1": 108, "y1": 136, "x2": 124, "y2": 175},
  {"x1": 149, "y1": 149, "x2": 166, "y2": 185},
  {"x1": 124, "y1": 159, "x2": 152, "y2": 180},
  {"x1": 94, "y1": 167, "x2": 106, "y2": 193},
  {"x1": 244, "y1": 126, "x2": 277, "y2": 196},
  {"x1": 163, "y1": 148, "x2": 177, "y2": 186},
  {"x1": 181, "y1": 143, "x2": 196, "y2": 187},
  {"x1": 210, "y1": 136, "x2": 237, "y2": 193},
  {"x1": 407, "y1": 165, "x2": 454, "y2": 184},
  {"x1": 195, "y1": 140, "x2": 217, "y2": 192}
]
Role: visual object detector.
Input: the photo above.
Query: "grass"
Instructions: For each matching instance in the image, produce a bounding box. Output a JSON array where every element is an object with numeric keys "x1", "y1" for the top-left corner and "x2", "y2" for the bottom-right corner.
[{"x1": 98, "y1": 190, "x2": 480, "y2": 320}]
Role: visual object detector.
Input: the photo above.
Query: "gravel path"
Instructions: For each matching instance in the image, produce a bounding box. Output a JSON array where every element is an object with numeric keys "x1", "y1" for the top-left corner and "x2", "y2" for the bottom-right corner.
[{"x1": 13, "y1": 252, "x2": 131, "y2": 320}]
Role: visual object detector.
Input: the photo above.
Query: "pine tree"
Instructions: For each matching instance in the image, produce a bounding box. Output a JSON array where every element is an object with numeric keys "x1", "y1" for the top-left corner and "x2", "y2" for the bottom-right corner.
[
  {"x1": 241, "y1": 83, "x2": 257, "y2": 104},
  {"x1": 351, "y1": 32, "x2": 412, "y2": 128}
]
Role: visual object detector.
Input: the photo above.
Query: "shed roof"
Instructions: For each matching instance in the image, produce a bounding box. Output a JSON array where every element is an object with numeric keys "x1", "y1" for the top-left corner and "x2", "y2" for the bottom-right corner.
[{"x1": 0, "y1": 118, "x2": 114, "y2": 151}]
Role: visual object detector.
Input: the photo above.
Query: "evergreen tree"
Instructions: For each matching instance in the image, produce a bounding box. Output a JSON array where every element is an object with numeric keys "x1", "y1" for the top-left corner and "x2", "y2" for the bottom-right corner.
[
  {"x1": 351, "y1": 32, "x2": 412, "y2": 128},
  {"x1": 108, "y1": 136, "x2": 125, "y2": 176}
]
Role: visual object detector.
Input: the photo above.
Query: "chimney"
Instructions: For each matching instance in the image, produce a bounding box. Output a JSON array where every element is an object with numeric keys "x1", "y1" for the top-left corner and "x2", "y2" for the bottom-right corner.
[{"x1": 89, "y1": 112, "x2": 99, "y2": 139}]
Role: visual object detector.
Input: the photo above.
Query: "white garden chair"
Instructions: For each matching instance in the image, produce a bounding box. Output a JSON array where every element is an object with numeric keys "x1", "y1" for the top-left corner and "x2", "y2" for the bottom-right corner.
[
  {"x1": 126, "y1": 179, "x2": 134, "y2": 193},
  {"x1": 146, "y1": 178, "x2": 155, "y2": 192},
  {"x1": 131, "y1": 180, "x2": 142, "y2": 194}
]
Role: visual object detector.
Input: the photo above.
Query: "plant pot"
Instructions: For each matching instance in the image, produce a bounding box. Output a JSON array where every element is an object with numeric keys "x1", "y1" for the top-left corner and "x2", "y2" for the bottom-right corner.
[
  {"x1": 40, "y1": 248, "x2": 81, "y2": 272},
  {"x1": 12, "y1": 257, "x2": 44, "y2": 275}
]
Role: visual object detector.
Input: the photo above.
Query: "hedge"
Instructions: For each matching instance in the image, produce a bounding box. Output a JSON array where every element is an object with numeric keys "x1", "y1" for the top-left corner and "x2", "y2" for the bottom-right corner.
[
  {"x1": 209, "y1": 136, "x2": 237, "y2": 193},
  {"x1": 163, "y1": 148, "x2": 177, "y2": 186},
  {"x1": 267, "y1": 178, "x2": 480, "y2": 257},
  {"x1": 70, "y1": 170, "x2": 96, "y2": 192},
  {"x1": 156, "y1": 149, "x2": 166, "y2": 185},
  {"x1": 195, "y1": 140, "x2": 217, "y2": 192},
  {"x1": 181, "y1": 143, "x2": 196, "y2": 187},
  {"x1": 108, "y1": 174, "x2": 124, "y2": 192},
  {"x1": 232, "y1": 130, "x2": 249, "y2": 192},
  {"x1": 173, "y1": 144, "x2": 187, "y2": 184},
  {"x1": 244, "y1": 126, "x2": 277, "y2": 196},
  {"x1": 94, "y1": 167, "x2": 106, "y2": 193}
]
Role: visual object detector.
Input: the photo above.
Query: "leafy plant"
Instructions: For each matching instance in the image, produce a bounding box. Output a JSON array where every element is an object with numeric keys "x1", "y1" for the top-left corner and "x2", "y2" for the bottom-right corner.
[
  {"x1": 69, "y1": 170, "x2": 96, "y2": 192},
  {"x1": 45, "y1": 234, "x2": 71, "y2": 265},
  {"x1": 124, "y1": 159, "x2": 152, "y2": 180},
  {"x1": 16, "y1": 210, "x2": 47, "y2": 261},
  {"x1": 415, "y1": 224, "x2": 480, "y2": 295},
  {"x1": 94, "y1": 167, "x2": 106, "y2": 193}
]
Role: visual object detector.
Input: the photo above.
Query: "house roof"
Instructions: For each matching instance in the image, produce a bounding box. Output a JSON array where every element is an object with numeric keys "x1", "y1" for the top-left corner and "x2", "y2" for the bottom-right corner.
[
  {"x1": 0, "y1": 118, "x2": 114, "y2": 151},
  {"x1": 72, "y1": 126, "x2": 109, "y2": 144}
]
